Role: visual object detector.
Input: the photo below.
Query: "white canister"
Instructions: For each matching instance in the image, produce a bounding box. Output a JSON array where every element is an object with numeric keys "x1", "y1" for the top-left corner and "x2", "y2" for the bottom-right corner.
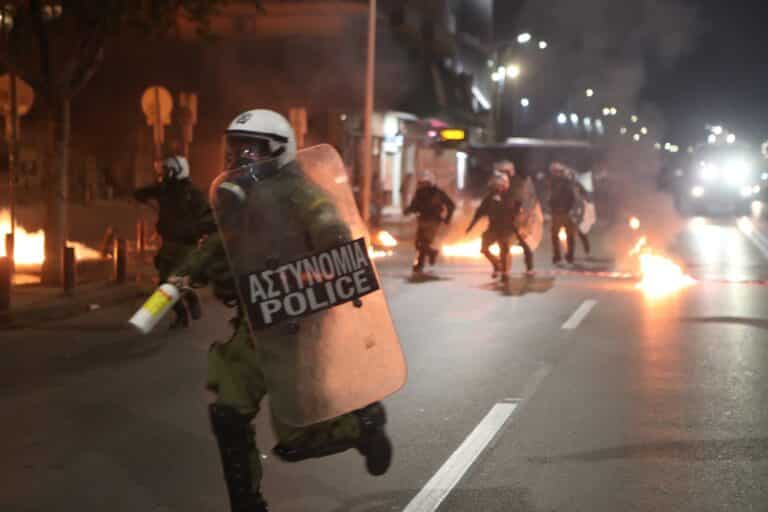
[{"x1": 129, "y1": 283, "x2": 182, "y2": 334}]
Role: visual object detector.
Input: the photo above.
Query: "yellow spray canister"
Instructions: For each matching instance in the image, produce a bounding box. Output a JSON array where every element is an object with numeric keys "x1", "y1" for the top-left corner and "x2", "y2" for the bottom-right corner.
[{"x1": 129, "y1": 283, "x2": 181, "y2": 334}]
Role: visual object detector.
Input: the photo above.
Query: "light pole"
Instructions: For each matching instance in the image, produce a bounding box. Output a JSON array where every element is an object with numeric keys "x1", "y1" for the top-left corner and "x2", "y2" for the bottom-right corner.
[{"x1": 361, "y1": 0, "x2": 376, "y2": 224}]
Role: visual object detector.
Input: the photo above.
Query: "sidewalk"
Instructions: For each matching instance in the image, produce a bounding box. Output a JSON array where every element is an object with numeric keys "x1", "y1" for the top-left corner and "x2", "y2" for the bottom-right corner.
[{"x1": 0, "y1": 255, "x2": 157, "y2": 330}]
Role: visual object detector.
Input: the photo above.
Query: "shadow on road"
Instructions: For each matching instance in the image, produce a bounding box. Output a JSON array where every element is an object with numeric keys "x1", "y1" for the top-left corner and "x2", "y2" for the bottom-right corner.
[
  {"x1": 404, "y1": 273, "x2": 454, "y2": 284},
  {"x1": 525, "y1": 437, "x2": 768, "y2": 463},
  {"x1": 479, "y1": 276, "x2": 556, "y2": 297},
  {"x1": 680, "y1": 316, "x2": 768, "y2": 330}
]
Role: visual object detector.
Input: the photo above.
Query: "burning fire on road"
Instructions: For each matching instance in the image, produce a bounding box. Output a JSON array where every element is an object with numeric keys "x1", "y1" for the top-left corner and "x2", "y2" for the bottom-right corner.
[
  {"x1": 628, "y1": 219, "x2": 695, "y2": 299},
  {"x1": 0, "y1": 209, "x2": 102, "y2": 266}
]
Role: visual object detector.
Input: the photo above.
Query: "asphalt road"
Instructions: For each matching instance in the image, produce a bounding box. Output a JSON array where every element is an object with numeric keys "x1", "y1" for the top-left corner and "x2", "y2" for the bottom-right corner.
[{"x1": 2, "y1": 214, "x2": 768, "y2": 512}]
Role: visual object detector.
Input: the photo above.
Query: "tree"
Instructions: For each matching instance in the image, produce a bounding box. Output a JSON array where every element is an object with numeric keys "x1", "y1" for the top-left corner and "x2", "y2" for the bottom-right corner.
[{"x1": 0, "y1": 0, "x2": 262, "y2": 284}]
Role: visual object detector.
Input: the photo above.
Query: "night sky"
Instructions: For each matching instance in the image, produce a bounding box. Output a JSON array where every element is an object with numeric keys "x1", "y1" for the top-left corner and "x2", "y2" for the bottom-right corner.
[{"x1": 643, "y1": 0, "x2": 768, "y2": 146}]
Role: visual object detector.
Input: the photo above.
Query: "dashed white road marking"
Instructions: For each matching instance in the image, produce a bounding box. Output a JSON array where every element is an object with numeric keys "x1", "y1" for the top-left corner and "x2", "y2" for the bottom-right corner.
[
  {"x1": 561, "y1": 299, "x2": 598, "y2": 330},
  {"x1": 402, "y1": 402, "x2": 519, "y2": 512}
]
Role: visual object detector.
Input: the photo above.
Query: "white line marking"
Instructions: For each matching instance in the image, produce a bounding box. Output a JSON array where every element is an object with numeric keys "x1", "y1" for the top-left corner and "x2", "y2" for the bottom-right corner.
[
  {"x1": 561, "y1": 299, "x2": 598, "y2": 330},
  {"x1": 403, "y1": 402, "x2": 518, "y2": 512}
]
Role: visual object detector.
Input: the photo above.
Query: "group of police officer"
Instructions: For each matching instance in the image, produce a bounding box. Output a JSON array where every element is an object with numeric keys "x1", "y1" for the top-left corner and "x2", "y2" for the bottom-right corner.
[
  {"x1": 132, "y1": 108, "x2": 593, "y2": 511},
  {"x1": 403, "y1": 159, "x2": 590, "y2": 281}
]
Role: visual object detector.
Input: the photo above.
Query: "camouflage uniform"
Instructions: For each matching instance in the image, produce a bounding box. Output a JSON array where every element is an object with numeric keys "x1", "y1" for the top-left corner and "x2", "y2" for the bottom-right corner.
[{"x1": 174, "y1": 168, "x2": 386, "y2": 510}]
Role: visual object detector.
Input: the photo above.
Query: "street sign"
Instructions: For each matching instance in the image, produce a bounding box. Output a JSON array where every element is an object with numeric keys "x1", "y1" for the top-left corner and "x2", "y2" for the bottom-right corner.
[
  {"x1": 0, "y1": 74, "x2": 34, "y2": 115},
  {"x1": 141, "y1": 86, "x2": 173, "y2": 157},
  {"x1": 141, "y1": 86, "x2": 173, "y2": 126}
]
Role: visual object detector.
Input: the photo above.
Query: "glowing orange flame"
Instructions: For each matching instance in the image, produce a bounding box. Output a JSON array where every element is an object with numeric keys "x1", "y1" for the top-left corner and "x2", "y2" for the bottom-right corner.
[
  {"x1": 630, "y1": 234, "x2": 695, "y2": 298},
  {"x1": 442, "y1": 239, "x2": 524, "y2": 258},
  {"x1": 629, "y1": 217, "x2": 641, "y2": 230},
  {"x1": 636, "y1": 251, "x2": 696, "y2": 298},
  {"x1": 0, "y1": 208, "x2": 102, "y2": 264},
  {"x1": 376, "y1": 230, "x2": 398, "y2": 248},
  {"x1": 629, "y1": 236, "x2": 647, "y2": 256},
  {"x1": 368, "y1": 247, "x2": 393, "y2": 259}
]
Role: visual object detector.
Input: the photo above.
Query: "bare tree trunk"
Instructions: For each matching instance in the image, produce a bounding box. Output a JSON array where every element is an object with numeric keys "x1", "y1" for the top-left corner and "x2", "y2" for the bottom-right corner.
[{"x1": 41, "y1": 97, "x2": 70, "y2": 286}]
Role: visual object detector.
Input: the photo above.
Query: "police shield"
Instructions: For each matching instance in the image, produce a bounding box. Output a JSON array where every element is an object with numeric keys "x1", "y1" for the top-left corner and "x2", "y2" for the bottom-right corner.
[
  {"x1": 515, "y1": 178, "x2": 544, "y2": 249},
  {"x1": 211, "y1": 144, "x2": 406, "y2": 427}
]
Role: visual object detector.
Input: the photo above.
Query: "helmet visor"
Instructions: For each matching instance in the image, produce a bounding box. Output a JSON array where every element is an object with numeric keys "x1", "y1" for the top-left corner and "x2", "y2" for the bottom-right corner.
[{"x1": 226, "y1": 136, "x2": 274, "y2": 171}]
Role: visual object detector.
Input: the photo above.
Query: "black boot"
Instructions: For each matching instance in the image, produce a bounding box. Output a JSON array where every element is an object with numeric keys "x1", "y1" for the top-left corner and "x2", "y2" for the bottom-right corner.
[
  {"x1": 184, "y1": 289, "x2": 203, "y2": 320},
  {"x1": 355, "y1": 402, "x2": 393, "y2": 476},
  {"x1": 209, "y1": 404, "x2": 269, "y2": 512},
  {"x1": 272, "y1": 404, "x2": 393, "y2": 477},
  {"x1": 169, "y1": 302, "x2": 189, "y2": 329}
]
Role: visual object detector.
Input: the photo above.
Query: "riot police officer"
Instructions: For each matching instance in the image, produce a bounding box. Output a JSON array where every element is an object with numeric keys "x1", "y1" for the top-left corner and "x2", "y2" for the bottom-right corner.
[
  {"x1": 548, "y1": 162, "x2": 577, "y2": 264},
  {"x1": 467, "y1": 168, "x2": 534, "y2": 281},
  {"x1": 134, "y1": 155, "x2": 211, "y2": 328},
  {"x1": 169, "y1": 110, "x2": 396, "y2": 512},
  {"x1": 404, "y1": 170, "x2": 455, "y2": 274}
]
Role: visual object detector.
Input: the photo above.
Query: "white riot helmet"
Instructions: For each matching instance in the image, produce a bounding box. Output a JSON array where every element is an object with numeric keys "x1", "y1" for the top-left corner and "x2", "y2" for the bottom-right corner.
[
  {"x1": 225, "y1": 109, "x2": 297, "y2": 174},
  {"x1": 494, "y1": 160, "x2": 516, "y2": 176},
  {"x1": 156, "y1": 155, "x2": 190, "y2": 182},
  {"x1": 417, "y1": 170, "x2": 436, "y2": 187}
]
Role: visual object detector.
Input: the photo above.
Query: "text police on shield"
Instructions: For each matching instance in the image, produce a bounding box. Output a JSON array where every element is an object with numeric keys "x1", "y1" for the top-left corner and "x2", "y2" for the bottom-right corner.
[{"x1": 240, "y1": 238, "x2": 380, "y2": 329}]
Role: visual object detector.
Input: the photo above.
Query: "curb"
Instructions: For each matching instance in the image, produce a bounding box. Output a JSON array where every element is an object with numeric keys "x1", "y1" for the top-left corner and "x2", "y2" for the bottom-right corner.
[{"x1": 0, "y1": 282, "x2": 152, "y2": 329}]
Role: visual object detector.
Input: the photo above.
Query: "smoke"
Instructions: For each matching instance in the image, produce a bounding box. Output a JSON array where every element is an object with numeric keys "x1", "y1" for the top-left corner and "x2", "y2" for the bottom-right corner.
[{"x1": 514, "y1": 0, "x2": 702, "y2": 257}]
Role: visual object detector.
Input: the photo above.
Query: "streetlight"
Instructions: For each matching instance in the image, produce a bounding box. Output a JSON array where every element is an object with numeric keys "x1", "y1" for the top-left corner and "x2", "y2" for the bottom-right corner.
[
  {"x1": 517, "y1": 32, "x2": 532, "y2": 44},
  {"x1": 586, "y1": 88, "x2": 594, "y2": 98},
  {"x1": 633, "y1": 133, "x2": 641, "y2": 141},
  {"x1": 506, "y1": 64, "x2": 521, "y2": 79},
  {"x1": 610, "y1": 107, "x2": 618, "y2": 116},
  {"x1": 570, "y1": 113, "x2": 579, "y2": 125},
  {"x1": 640, "y1": 126, "x2": 648, "y2": 135},
  {"x1": 620, "y1": 127, "x2": 628, "y2": 135},
  {"x1": 630, "y1": 115, "x2": 638, "y2": 123},
  {"x1": 538, "y1": 40, "x2": 548, "y2": 50},
  {"x1": 557, "y1": 113, "x2": 567, "y2": 125},
  {"x1": 602, "y1": 107, "x2": 611, "y2": 116},
  {"x1": 520, "y1": 97, "x2": 530, "y2": 108}
]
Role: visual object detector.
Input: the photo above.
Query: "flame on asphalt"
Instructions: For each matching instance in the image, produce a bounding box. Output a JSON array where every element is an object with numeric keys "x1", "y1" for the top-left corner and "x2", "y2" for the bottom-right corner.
[
  {"x1": 0, "y1": 208, "x2": 104, "y2": 265},
  {"x1": 636, "y1": 251, "x2": 696, "y2": 298},
  {"x1": 376, "y1": 230, "x2": 398, "y2": 248}
]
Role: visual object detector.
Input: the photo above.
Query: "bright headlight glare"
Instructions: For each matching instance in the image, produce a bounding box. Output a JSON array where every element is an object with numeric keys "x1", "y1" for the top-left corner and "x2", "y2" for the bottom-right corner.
[
  {"x1": 691, "y1": 186, "x2": 704, "y2": 198},
  {"x1": 700, "y1": 163, "x2": 718, "y2": 181}
]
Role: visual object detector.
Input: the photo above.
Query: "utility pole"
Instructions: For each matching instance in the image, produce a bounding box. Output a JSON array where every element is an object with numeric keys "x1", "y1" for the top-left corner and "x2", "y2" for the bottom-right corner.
[
  {"x1": 361, "y1": 0, "x2": 376, "y2": 224},
  {"x1": 8, "y1": 70, "x2": 17, "y2": 238}
]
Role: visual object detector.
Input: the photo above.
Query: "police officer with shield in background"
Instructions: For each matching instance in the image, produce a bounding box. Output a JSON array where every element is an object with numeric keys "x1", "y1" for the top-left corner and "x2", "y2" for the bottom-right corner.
[
  {"x1": 168, "y1": 110, "x2": 406, "y2": 511},
  {"x1": 404, "y1": 170, "x2": 455, "y2": 275},
  {"x1": 548, "y1": 162, "x2": 577, "y2": 265},
  {"x1": 466, "y1": 161, "x2": 535, "y2": 281}
]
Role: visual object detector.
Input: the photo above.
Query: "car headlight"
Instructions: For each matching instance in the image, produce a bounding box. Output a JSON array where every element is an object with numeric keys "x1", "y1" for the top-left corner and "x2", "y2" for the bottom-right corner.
[
  {"x1": 726, "y1": 159, "x2": 751, "y2": 186},
  {"x1": 691, "y1": 186, "x2": 704, "y2": 198},
  {"x1": 700, "y1": 163, "x2": 718, "y2": 181}
]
